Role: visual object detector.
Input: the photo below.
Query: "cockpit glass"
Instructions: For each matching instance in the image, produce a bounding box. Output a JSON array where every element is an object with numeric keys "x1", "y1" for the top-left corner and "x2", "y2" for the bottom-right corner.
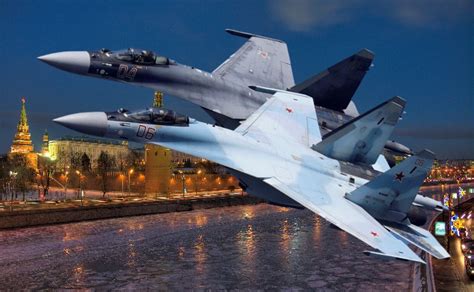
[
  {"x1": 121, "y1": 107, "x2": 189, "y2": 126},
  {"x1": 112, "y1": 48, "x2": 170, "y2": 65}
]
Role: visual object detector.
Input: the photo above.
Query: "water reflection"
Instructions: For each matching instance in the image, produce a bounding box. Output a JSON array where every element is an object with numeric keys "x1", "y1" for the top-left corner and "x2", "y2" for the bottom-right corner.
[
  {"x1": 63, "y1": 230, "x2": 80, "y2": 242},
  {"x1": 280, "y1": 219, "x2": 291, "y2": 252},
  {"x1": 178, "y1": 245, "x2": 185, "y2": 259},
  {"x1": 242, "y1": 206, "x2": 256, "y2": 219},
  {"x1": 73, "y1": 264, "x2": 85, "y2": 284},
  {"x1": 194, "y1": 234, "x2": 207, "y2": 274},
  {"x1": 195, "y1": 214, "x2": 208, "y2": 227},
  {"x1": 127, "y1": 240, "x2": 137, "y2": 268},
  {"x1": 338, "y1": 229, "x2": 348, "y2": 246},
  {"x1": 0, "y1": 203, "x2": 424, "y2": 290},
  {"x1": 313, "y1": 215, "x2": 322, "y2": 243}
]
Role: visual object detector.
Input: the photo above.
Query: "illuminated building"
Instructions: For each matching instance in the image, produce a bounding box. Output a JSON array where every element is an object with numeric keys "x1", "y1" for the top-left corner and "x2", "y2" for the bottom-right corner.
[
  {"x1": 9, "y1": 97, "x2": 37, "y2": 168},
  {"x1": 145, "y1": 144, "x2": 172, "y2": 195},
  {"x1": 41, "y1": 129, "x2": 49, "y2": 155},
  {"x1": 48, "y1": 137, "x2": 130, "y2": 169}
]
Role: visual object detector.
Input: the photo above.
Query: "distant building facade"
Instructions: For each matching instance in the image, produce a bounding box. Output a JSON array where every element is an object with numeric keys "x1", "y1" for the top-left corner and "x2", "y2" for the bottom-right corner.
[{"x1": 48, "y1": 137, "x2": 130, "y2": 169}]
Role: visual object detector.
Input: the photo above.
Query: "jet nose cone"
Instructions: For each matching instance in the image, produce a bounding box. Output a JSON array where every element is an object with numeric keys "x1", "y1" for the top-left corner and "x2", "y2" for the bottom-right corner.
[
  {"x1": 54, "y1": 112, "x2": 107, "y2": 137},
  {"x1": 38, "y1": 51, "x2": 90, "y2": 74}
]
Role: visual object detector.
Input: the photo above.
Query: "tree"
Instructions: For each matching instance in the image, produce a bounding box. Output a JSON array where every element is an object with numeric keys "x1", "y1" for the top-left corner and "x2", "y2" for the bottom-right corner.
[
  {"x1": 8, "y1": 154, "x2": 35, "y2": 201},
  {"x1": 37, "y1": 155, "x2": 56, "y2": 200},
  {"x1": 70, "y1": 152, "x2": 82, "y2": 171},
  {"x1": 81, "y1": 153, "x2": 91, "y2": 173},
  {"x1": 0, "y1": 156, "x2": 11, "y2": 201},
  {"x1": 97, "y1": 151, "x2": 115, "y2": 197},
  {"x1": 126, "y1": 150, "x2": 144, "y2": 172}
]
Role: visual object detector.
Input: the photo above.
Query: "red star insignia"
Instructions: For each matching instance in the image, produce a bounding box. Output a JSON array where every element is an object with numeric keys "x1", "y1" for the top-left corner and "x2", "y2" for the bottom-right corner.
[
  {"x1": 371, "y1": 231, "x2": 378, "y2": 237},
  {"x1": 286, "y1": 108, "x2": 293, "y2": 113},
  {"x1": 395, "y1": 171, "x2": 405, "y2": 182}
]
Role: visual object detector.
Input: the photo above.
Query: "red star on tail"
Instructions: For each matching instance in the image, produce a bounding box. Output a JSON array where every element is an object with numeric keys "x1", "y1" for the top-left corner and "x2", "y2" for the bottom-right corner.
[{"x1": 286, "y1": 107, "x2": 293, "y2": 113}]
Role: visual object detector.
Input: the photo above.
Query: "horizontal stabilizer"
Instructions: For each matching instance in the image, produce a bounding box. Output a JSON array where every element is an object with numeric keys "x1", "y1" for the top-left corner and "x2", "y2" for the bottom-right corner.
[
  {"x1": 314, "y1": 96, "x2": 405, "y2": 165},
  {"x1": 346, "y1": 150, "x2": 435, "y2": 223},
  {"x1": 386, "y1": 224, "x2": 450, "y2": 259},
  {"x1": 290, "y1": 49, "x2": 374, "y2": 111}
]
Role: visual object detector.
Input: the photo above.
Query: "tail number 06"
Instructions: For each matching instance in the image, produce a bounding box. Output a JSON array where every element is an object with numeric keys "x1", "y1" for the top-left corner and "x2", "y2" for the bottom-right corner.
[{"x1": 137, "y1": 125, "x2": 156, "y2": 140}]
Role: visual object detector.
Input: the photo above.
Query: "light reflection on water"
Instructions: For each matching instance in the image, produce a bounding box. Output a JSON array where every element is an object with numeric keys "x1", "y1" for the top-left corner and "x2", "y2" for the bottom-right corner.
[
  {"x1": 194, "y1": 234, "x2": 207, "y2": 275},
  {"x1": 73, "y1": 264, "x2": 85, "y2": 284},
  {"x1": 0, "y1": 204, "x2": 414, "y2": 290},
  {"x1": 127, "y1": 240, "x2": 137, "y2": 268},
  {"x1": 313, "y1": 216, "x2": 322, "y2": 244}
]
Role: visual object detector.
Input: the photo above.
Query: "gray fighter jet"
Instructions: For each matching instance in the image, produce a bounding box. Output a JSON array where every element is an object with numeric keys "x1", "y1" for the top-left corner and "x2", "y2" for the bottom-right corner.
[
  {"x1": 38, "y1": 29, "x2": 411, "y2": 163},
  {"x1": 38, "y1": 30, "x2": 373, "y2": 125},
  {"x1": 53, "y1": 87, "x2": 449, "y2": 263}
]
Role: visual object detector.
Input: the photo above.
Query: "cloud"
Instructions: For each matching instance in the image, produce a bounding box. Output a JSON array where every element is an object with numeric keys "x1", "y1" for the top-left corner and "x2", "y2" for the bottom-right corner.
[
  {"x1": 268, "y1": 0, "x2": 361, "y2": 31},
  {"x1": 386, "y1": 0, "x2": 473, "y2": 27},
  {"x1": 269, "y1": 0, "x2": 473, "y2": 31}
]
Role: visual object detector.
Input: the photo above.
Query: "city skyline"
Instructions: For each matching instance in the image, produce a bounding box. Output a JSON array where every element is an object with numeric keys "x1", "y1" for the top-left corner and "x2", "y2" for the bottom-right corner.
[{"x1": 0, "y1": 0, "x2": 473, "y2": 159}]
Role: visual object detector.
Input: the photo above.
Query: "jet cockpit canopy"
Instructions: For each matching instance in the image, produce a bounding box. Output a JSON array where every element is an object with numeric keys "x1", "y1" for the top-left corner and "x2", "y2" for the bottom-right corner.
[
  {"x1": 108, "y1": 107, "x2": 190, "y2": 126},
  {"x1": 112, "y1": 48, "x2": 174, "y2": 65}
]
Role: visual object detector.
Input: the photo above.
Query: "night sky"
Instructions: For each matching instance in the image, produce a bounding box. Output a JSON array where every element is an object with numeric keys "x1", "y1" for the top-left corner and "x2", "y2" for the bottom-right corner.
[{"x1": 0, "y1": 0, "x2": 472, "y2": 159}]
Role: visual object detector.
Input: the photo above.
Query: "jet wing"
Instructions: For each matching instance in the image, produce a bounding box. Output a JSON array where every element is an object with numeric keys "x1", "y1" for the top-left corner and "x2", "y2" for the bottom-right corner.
[
  {"x1": 235, "y1": 87, "x2": 321, "y2": 148},
  {"x1": 290, "y1": 49, "x2": 374, "y2": 112},
  {"x1": 264, "y1": 177, "x2": 425, "y2": 263},
  {"x1": 213, "y1": 29, "x2": 295, "y2": 90}
]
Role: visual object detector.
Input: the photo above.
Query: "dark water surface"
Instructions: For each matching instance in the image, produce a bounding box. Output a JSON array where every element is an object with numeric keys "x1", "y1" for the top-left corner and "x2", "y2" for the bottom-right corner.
[{"x1": 0, "y1": 204, "x2": 413, "y2": 290}]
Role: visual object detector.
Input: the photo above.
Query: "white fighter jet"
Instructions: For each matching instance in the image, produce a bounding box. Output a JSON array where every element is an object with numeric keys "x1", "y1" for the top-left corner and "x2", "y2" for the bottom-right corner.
[{"x1": 54, "y1": 87, "x2": 449, "y2": 263}]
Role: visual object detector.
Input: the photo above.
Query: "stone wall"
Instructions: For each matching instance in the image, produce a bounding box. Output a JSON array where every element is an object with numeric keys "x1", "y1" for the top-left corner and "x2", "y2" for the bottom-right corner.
[{"x1": 0, "y1": 196, "x2": 261, "y2": 230}]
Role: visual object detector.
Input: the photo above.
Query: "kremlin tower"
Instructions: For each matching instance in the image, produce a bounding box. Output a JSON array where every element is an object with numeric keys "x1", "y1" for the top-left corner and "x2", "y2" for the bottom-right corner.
[
  {"x1": 9, "y1": 98, "x2": 37, "y2": 168},
  {"x1": 41, "y1": 129, "x2": 49, "y2": 155}
]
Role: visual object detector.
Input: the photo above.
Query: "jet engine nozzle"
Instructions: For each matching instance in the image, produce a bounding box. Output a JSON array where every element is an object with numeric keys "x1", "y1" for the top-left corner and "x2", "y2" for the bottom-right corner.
[
  {"x1": 54, "y1": 112, "x2": 107, "y2": 137},
  {"x1": 38, "y1": 51, "x2": 90, "y2": 75}
]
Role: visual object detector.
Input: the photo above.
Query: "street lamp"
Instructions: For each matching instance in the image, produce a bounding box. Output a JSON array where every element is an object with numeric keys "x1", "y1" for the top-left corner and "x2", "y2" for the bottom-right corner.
[
  {"x1": 128, "y1": 169, "x2": 134, "y2": 196},
  {"x1": 8, "y1": 171, "x2": 18, "y2": 210},
  {"x1": 64, "y1": 171, "x2": 69, "y2": 200},
  {"x1": 119, "y1": 173, "x2": 125, "y2": 197},
  {"x1": 196, "y1": 169, "x2": 202, "y2": 195},
  {"x1": 179, "y1": 170, "x2": 186, "y2": 198},
  {"x1": 75, "y1": 170, "x2": 83, "y2": 206}
]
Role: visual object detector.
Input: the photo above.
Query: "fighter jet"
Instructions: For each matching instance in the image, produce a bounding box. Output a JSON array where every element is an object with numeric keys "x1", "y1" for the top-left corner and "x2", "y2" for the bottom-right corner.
[
  {"x1": 38, "y1": 29, "x2": 374, "y2": 126},
  {"x1": 54, "y1": 87, "x2": 449, "y2": 263}
]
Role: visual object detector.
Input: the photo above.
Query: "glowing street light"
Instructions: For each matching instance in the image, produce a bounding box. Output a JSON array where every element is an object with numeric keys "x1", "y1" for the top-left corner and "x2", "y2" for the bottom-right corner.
[
  {"x1": 128, "y1": 168, "x2": 134, "y2": 196},
  {"x1": 119, "y1": 173, "x2": 125, "y2": 197},
  {"x1": 75, "y1": 170, "x2": 84, "y2": 206}
]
